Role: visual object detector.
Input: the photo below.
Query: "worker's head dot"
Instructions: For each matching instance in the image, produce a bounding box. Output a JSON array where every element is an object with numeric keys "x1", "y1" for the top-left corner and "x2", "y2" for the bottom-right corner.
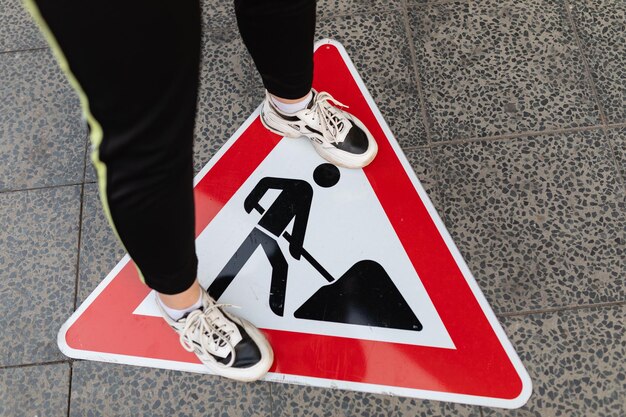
[{"x1": 313, "y1": 163, "x2": 340, "y2": 188}]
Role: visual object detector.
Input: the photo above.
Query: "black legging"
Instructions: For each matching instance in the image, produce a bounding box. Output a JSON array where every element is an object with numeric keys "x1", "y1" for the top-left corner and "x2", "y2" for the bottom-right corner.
[{"x1": 28, "y1": 0, "x2": 316, "y2": 294}]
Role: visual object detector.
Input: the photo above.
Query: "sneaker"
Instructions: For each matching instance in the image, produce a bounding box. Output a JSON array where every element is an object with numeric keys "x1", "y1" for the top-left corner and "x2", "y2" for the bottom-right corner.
[
  {"x1": 260, "y1": 89, "x2": 378, "y2": 168},
  {"x1": 156, "y1": 288, "x2": 273, "y2": 382}
]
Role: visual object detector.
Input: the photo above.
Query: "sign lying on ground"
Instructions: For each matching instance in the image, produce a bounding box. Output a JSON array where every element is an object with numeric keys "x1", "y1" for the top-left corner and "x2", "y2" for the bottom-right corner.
[{"x1": 58, "y1": 39, "x2": 531, "y2": 408}]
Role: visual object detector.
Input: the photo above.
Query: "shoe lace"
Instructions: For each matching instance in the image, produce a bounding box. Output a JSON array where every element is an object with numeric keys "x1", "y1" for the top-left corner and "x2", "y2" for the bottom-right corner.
[
  {"x1": 306, "y1": 91, "x2": 350, "y2": 143},
  {"x1": 179, "y1": 303, "x2": 239, "y2": 367}
]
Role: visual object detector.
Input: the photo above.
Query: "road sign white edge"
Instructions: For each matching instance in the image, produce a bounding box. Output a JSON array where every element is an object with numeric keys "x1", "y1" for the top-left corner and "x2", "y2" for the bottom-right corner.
[{"x1": 57, "y1": 39, "x2": 531, "y2": 409}]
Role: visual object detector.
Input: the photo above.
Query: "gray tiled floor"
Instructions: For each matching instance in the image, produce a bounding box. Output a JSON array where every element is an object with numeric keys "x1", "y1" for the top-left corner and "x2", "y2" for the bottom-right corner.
[
  {"x1": 408, "y1": 0, "x2": 601, "y2": 142},
  {"x1": 433, "y1": 130, "x2": 626, "y2": 314},
  {"x1": 0, "y1": 49, "x2": 87, "y2": 191},
  {"x1": 317, "y1": 12, "x2": 428, "y2": 148},
  {"x1": 77, "y1": 183, "x2": 125, "y2": 306},
  {"x1": 70, "y1": 361, "x2": 271, "y2": 417},
  {"x1": 0, "y1": 186, "x2": 81, "y2": 366},
  {"x1": 271, "y1": 384, "x2": 399, "y2": 417},
  {"x1": 484, "y1": 305, "x2": 625, "y2": 417},
  {"x1": 0, "y1": 363, "x2": 70, "y2": 417},
  {"x1": 1, "y1": 0, "x2": 625, "y2": 416},
  {"x1": 271, "y1": 384, "x2": 482, "y2": 417}
]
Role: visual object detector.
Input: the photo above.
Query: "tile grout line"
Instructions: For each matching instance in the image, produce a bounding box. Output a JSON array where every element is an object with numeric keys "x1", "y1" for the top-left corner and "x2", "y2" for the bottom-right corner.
[
  {"x1": 400, "y1": 0, "x2": 448, "y2": 225},
  {"x1": 430, "y1": 124, "x2": 608, "y2": 146},
  {"x1": 66, "y1": 363, "x2": 73, "y2": 417},
  {"x1": 396, "y1": 122, "x2": 625, "y2": 149},
  {"x1": 562, "y1": 0, "x2": 608, "y2": 125},
  {"x1": 0, "y1": 359, "x2": 70, "y2": 370},
  {"x1": 0, "y1": 182, "x2": 85, "y2": 195},
  {"x1": 498, "y1": 300, "x2": 626, "y2": 318},
  {"x1": 0, "y1": 46, "x2": 48, "y2": 55},
  {"x1": 268, "y1": 382, "x2": 275, "y2": 417},
  {"x1": 406, "y1": 0, "x2": 471, "y2": 9},
  {"x1": 563, "y1": 0, "x2": 626, "y2": 189},
  {"x1": 73, "y1": 133, "x2": 90, "y2": 312},
  {"x1": 602, "y1": 126, "x2": 626, "y2": 190},
  {"x1": 400, "y1": 0, "x2": 434, "y2": 147},
  {"x1": 81, "y1": 132, "x2": 90, "y2": 184},
  {"x1": 72, "y1": 185, "x2": 85, "y2": 311},
  {"x1": 607, "y1": 122, "x2": 626, "y2": 129},
  {"x1": 65, "y1": 133, "x2": 89, "y2": 417}
]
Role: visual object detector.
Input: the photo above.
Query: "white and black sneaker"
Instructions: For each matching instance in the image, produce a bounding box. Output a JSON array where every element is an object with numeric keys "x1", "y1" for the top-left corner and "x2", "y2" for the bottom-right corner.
[
  {"x1": 260, "y1": 89, "x2": 378, "y2": 169},
  {"x1": 156, "y1": 288, "x2": 273, "y2": 382}
]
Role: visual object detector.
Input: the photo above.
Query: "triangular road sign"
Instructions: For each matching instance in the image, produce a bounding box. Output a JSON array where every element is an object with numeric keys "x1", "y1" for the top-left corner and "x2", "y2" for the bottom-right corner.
[{"x1": 59, "y1": 40, "x2": 531, "y2": 408}]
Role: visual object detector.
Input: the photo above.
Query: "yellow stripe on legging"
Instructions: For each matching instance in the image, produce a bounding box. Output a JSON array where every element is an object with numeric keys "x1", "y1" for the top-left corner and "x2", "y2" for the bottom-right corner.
[{"x1": 23, "y1": 0, "x2": 146, "y2": 284}]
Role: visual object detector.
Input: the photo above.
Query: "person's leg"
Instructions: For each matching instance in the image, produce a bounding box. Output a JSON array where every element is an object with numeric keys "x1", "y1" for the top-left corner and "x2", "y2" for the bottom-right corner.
[
  {"x1": 234, "y1": 0, "x2": 378, "y2": 168},
  {"x1": 26, "y1": 0, "x2": 272, "y2": 380},
  {"x1": 27, "y1": 0, "x2": 201, "y2": 301},
  {"x1": 234, "y1": 0, "x2": 316, "y2": 101}
]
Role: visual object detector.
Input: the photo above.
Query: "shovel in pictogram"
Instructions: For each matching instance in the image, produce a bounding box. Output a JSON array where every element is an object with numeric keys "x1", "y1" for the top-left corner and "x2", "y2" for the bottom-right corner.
[{"x1": 283, "y1": 232, "x2": 422, "y2": 331}]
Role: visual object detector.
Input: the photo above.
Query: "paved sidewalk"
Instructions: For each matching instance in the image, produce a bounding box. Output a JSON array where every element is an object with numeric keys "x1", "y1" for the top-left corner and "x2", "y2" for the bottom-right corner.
[{"x1": 1, "y1": 0, "x2": 624, "y2": 416}]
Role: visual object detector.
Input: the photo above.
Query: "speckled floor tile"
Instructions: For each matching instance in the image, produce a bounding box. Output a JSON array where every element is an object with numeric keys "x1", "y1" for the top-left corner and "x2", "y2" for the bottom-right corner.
[
  {"x1": 0, "y1": 0, "x2": 46, "y2": 52},
  {"x1": 70, "y1": 361, "x2": 271, "y2": 417},
  {"x1": 408, "y1": 0, "x2": 601, "y2": 141},
  {"x1": 433, "y1": 129, "x2": 626, "y2": 314},
  {"x1": 0, "y1": 186, "x2": 81, "y2": 366},
  {"x1": 483, "y1": 305, "x2": 625, "y2": 417},
  {"x1": 77, "y1": 183, "x2": 125, "y2": 306},
  {"x1": 569, "y1": 0, "x2": 626, "y2": 124},
  {"x1": 404, "y1": 147, "x2": 443, "y2": 212},
  {"x1": 201, "y1": 0, "x2": 237, "y2": 31},
  {"x1": 393, "y1": 397, "x2": 480, "y2": 417},
  {"x1": 317, "y1": 13, "x2": 428, "y2": 148},
  {"x1": 0, "y1": 363, "x2": 70, "y2": 417},
  {"x1": 194, "y1": 29, "x2": 259, "y2": 174},
  {"x1": 0, "y1": 49, "x2": 87, "y2": 192},
  {"x1": 271, "y1": 384, "x2": 397, "y2": 417},
  {"x1": 607, "y1": 127, "x2": 626, "y2": 184}
]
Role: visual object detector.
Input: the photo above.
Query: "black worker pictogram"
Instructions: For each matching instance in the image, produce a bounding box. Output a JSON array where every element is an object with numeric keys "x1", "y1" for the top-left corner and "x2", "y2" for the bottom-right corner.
[{"x1": 209, "y1": 163, "x2": 422, "y2": 331}]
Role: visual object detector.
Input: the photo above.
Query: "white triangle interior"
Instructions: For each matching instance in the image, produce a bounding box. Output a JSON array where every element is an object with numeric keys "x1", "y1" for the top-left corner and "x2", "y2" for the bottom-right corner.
[{"x1": 134, "y1": 138, "x2": 455, "y2": 350}]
